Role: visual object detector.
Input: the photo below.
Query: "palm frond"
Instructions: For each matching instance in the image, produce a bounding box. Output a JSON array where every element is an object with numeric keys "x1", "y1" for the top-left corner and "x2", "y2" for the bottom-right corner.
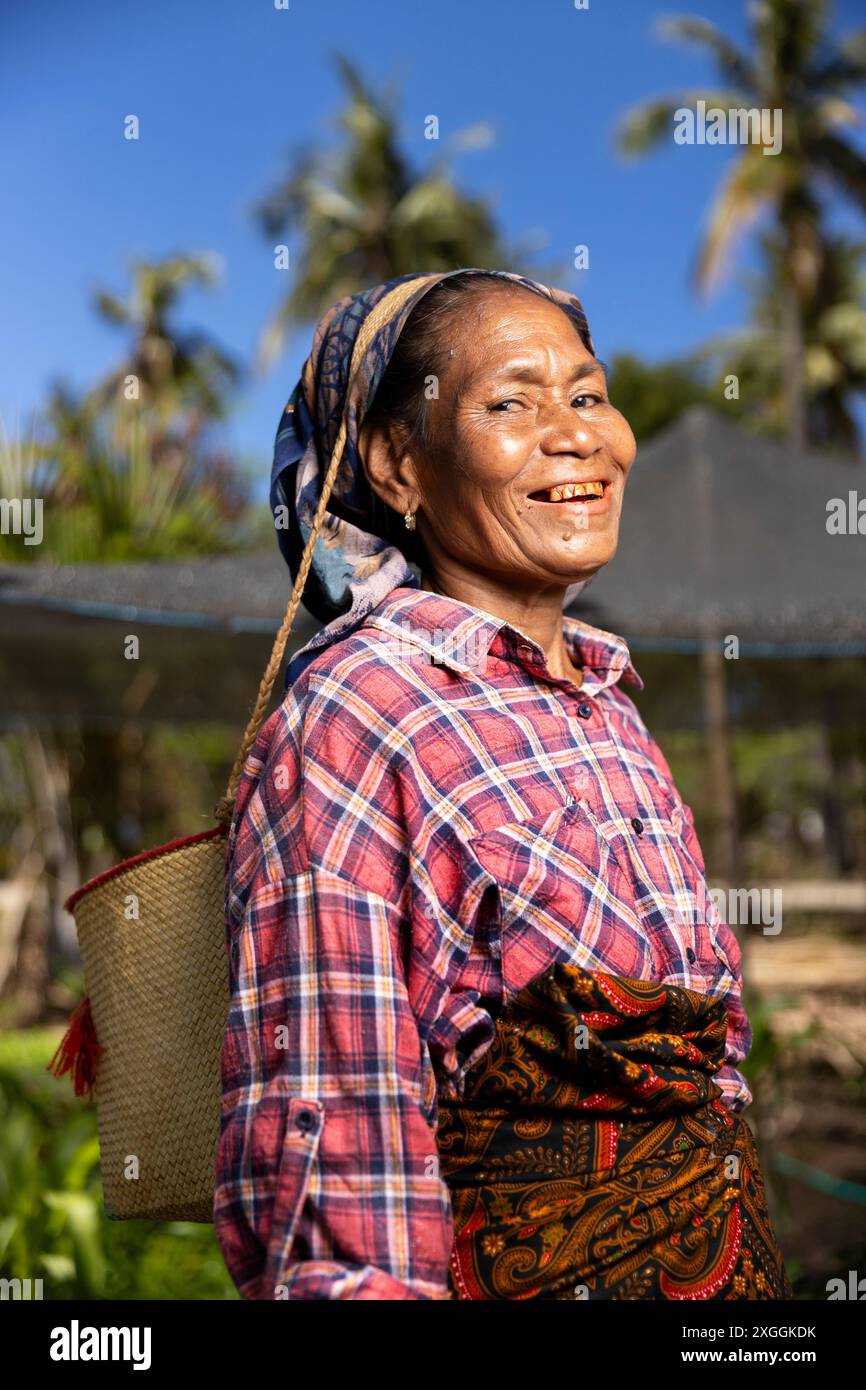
[
  {"x1": 655, "y1": 15, "x2": 757, "y2": 90},
  {"x1": 693, "y1": 149, "x2": 784, "y2": 292},
  {"x1": 253, "y1": 52, "x2": 511, "y2": 367},
  {"x1": 617, "y1": 90, "x2": 745, "y2": 157},
  {"x1": 93, "y1": 292, "x2": 129, "y2": 326},
  {"x1": 811, "y1": 134, "x2": 866, "y2": 211},
  {"x1": 809, "y1": 28, "x2": 866, "y2": 90}
]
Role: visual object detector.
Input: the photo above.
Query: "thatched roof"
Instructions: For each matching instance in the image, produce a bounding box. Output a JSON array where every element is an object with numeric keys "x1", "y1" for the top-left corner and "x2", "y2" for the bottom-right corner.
[
  {"x1": 0, "y1": 553, "x2": 311, "y2": 727},
  {"x1": 2, "y1": 408, "x2": 864, "y2": 725},
  {"x1": 579, "y1": 407, "x2": 866, "y2": 650},
  {"x1": 0, "y1": 552, "x2": 307, "y2": 633}
]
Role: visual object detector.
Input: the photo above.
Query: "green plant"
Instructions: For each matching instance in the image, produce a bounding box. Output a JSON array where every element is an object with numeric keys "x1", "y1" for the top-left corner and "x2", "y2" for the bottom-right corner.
[{"x1": 0, "y1": 1028, "x2": 237, "y2": 1300}]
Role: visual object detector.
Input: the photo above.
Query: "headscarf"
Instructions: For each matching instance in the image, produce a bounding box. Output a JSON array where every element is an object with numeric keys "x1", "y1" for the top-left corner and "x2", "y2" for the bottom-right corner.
[{"x1": 270, "y1": 268, "x2": 596, "y2": 686}]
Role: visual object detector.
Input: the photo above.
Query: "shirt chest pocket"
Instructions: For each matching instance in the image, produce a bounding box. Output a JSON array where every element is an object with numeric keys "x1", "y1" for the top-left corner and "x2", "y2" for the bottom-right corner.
[
  {"x1": 468, "y1": 801, "x2": 656, "y2": 999},
  {"x1": 583, "y1": 796, "x2": 738, "y2": 994}
]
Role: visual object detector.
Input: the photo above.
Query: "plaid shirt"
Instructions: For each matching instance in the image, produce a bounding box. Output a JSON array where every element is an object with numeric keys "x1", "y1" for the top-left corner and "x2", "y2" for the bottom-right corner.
[{"x1": 214, "y1": 585, "x2": 751, "y2": 1300}]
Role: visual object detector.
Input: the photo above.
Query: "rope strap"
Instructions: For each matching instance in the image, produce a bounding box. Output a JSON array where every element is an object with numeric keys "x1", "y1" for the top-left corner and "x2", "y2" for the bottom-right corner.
[{"x1": 213, "y1": 276, "x2": 438, "y2": 829}]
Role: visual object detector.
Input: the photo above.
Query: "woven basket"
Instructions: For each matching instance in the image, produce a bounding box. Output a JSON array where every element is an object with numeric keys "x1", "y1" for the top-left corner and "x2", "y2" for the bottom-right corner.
[
  {"x1": 56, "y1": 279, "x2": 425, "y2": 1224},
  {"x1": 65, "y1": 829, "x2": 229, "y2": 1222}
]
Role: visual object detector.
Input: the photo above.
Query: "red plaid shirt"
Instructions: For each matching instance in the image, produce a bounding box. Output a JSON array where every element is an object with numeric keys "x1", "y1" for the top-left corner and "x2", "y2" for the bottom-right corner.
[{"x1": 214, "y1": 585, "x2": 751, "y2": 1300}]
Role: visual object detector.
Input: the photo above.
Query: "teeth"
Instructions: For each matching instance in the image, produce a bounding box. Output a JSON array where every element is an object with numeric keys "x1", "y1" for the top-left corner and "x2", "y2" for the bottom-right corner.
[{"x1": 545, "y1": 481, "x2": 605, "y2": 502}]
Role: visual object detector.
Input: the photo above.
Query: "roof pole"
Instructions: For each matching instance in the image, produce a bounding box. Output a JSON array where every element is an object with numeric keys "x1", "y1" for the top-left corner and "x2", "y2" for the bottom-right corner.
[{"x1": 699, "y1": 632, "x2": 742, "y2": 891}]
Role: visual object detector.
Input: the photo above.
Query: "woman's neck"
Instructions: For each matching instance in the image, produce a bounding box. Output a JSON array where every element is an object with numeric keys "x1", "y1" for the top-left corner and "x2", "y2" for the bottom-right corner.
[{"x1": 420, "y1": 569, "x2": 584, "y2": 687}]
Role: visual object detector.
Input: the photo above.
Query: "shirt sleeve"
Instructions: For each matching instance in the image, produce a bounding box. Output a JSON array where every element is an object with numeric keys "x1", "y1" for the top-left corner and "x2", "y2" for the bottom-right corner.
[{"x1": 213, "y1": 673, "x2": 455, "y2": 1300}]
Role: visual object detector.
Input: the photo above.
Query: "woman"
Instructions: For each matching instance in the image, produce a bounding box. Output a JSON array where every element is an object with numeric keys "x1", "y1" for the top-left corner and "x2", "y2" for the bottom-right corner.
[{"x1": 214, "y1": 268, "x2": 791, "y2": 1301}]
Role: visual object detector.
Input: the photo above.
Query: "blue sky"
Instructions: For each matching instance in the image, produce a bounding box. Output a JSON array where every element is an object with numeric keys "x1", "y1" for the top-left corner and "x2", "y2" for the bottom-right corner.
[{"x1": 4, "y1": 0, "x2": 866, "y2": 468}]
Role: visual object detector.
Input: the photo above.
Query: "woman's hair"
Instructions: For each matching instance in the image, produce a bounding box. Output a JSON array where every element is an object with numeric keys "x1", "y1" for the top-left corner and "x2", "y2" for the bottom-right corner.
[{"x1": 363, "y1": 270, "x2": 571, "y2": 569}]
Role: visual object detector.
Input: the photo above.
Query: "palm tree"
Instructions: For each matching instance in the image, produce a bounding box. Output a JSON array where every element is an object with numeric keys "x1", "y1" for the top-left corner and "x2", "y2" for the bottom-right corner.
[
  {"x1": 699, "y1": 231, "x2": 866, "y2": 451},
  {"x1": 618, "y1": 0, "x2": 866, "y2": 449},
  {"x1": 807, "y1": 236, "x2": 866, "y2": 450},
  {"x1": 89, "y1": 254, "x2": 240, "y2": 436},
  {"x1": 1, "y1": 409, "x2": 237, "y2": 567},
  {"x1": 254, "y1": 54, "x2": 512, "y2": 367}
]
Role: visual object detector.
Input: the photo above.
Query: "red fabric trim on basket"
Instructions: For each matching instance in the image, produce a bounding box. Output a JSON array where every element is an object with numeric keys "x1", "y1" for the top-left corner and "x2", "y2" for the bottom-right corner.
[
  {"x1": 63, "y1": 826, "x2": 228, "y2": 914},
  {"x1": 46, "y1": 996, "x2": 103, "y2": 1101}
]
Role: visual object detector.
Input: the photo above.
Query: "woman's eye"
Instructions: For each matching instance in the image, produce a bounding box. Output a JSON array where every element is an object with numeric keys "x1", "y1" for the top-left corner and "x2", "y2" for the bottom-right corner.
[{"x1": 490, "y1": 393, "x2": 606, "y2": 413}]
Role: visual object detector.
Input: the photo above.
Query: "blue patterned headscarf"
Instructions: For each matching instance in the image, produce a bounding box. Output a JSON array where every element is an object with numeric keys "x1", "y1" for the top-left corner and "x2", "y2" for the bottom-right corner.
[{"x1": 270, "y1": 268, "x2": 596, "y2": 685}]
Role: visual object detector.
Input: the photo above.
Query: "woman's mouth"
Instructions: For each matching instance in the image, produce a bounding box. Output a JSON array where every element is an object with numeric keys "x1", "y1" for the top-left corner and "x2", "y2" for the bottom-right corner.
[{"x1": 527, "y1": 479, "x2": 610, "y2": 505}]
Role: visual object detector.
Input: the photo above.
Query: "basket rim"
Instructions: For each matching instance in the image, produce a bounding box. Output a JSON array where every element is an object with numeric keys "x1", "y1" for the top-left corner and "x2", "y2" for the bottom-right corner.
[{"x1": 64, "y1": 825, "x2": 228, "y2": 914}]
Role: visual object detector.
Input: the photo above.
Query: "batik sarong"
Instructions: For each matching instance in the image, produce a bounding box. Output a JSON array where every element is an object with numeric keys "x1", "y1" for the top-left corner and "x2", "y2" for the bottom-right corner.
[{"x1": 436, "y1": 964, "x2": 792, "y2": 1300}]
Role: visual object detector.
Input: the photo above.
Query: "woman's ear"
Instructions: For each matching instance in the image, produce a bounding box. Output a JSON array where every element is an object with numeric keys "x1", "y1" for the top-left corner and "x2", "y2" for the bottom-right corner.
[{"x1": 358, "y1": 417, "x2": 420, "y2": 513}]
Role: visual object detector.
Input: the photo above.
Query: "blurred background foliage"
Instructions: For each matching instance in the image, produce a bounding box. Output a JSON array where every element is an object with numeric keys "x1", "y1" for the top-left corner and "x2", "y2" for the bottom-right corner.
[
  {"x1": 0, "y1": 1027, "x2": 236, "y2": 1299},
  {"x1": 3, "y1": 4, "x2": 866, "y2": 1299}
]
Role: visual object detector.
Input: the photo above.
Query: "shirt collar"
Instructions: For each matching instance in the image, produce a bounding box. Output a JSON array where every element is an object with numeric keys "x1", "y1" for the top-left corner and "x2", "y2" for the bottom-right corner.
[{"x1": 363, "y1": 586, "x2": 643, "y2": 696}]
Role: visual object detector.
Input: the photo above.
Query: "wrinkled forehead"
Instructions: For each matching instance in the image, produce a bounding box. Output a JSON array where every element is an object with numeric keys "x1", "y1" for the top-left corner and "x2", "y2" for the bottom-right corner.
[
  {"x1": 455, "y1": 279, "x2": 584, "y2": 333},
  {"x1": 445, "y1": 289, "x2": 599, "y2": 384}
]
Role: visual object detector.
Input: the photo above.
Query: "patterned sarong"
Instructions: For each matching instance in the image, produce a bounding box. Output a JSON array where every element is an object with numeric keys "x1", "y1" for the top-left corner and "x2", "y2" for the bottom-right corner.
[{"x1": 436, "y1": 965, "x2": 792, "y2": 1300}]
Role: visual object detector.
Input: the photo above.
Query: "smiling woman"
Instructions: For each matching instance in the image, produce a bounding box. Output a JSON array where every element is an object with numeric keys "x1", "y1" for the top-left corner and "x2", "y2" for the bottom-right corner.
[
  {"x1": 358, "y1": 275, "x2": 632, "y2": 669},
  {"x1": 214, "y1": 269, "x2": 792, "y2": 1301}
]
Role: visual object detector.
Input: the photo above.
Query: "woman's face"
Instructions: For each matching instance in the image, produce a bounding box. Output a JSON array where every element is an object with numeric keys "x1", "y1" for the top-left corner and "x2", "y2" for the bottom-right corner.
[{"x1": 415, "y1": 289, "x2": 635, "y2": 591}]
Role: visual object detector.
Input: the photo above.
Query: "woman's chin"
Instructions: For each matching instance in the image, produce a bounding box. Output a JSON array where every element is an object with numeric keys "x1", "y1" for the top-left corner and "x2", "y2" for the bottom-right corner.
[
  {"x1": 537, "y1": 544, "x2": 616, "y2": 590},
  {"x1": 522, "y1": 527, "x2": 620, "y2": 579}
]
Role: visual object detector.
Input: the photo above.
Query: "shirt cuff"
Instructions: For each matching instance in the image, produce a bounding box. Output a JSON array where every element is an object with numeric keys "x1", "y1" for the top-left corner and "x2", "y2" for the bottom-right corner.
[{"x1": 270, "y1": 1263, "x2": 451, "y2": 1300}]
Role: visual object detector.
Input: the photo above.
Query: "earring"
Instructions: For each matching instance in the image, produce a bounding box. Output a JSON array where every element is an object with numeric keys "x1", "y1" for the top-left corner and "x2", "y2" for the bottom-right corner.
[{"x1": 404, "y1": 509, "x2": 416, "y2": 531}]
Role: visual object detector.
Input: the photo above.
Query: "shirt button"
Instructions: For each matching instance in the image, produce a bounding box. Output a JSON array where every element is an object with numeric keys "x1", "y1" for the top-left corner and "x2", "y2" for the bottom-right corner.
[
  {"x1": 631, "y1": 817, "x2": 644, "y2": 835},
  {"x1": 686, "y1": 948, "x2": 696, "y2": 964},
  {"x1": 295, "y1": 1108, "x2": 317, "y2": 1133},
  {"x1": 577, "y1": 702, "x2": 592, "y2": 719}
]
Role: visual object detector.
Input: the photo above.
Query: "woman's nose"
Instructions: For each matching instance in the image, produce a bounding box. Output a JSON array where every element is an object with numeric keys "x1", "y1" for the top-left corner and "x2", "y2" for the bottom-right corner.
[{"x1": 537, "y1": 400, "x2": 602, "y2": 455}]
